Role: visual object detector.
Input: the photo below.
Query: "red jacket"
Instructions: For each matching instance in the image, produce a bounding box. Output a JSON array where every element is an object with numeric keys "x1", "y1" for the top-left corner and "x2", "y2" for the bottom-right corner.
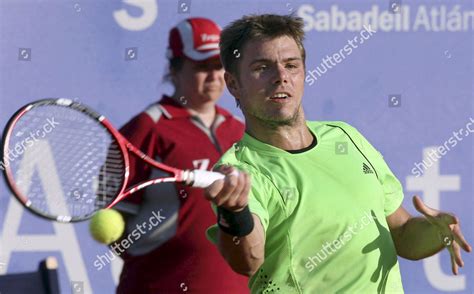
[{"x1": 116, "y1": 96, "x2": 248, "y2": 293}]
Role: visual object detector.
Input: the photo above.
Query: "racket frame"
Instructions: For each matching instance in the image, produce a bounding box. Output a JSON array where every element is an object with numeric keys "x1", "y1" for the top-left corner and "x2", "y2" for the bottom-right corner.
[{"x1": 1, "y1": 98, "x2": 195, "y2": 222}]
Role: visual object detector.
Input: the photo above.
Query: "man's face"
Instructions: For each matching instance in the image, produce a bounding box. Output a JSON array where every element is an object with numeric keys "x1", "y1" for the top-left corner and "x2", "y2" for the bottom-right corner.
[
  {"x1": 174, "y1": 57, "x2": 225, "y2": 104},
  {"x1": 227, "y1": 35, "x2": 305, "y2": 126}
]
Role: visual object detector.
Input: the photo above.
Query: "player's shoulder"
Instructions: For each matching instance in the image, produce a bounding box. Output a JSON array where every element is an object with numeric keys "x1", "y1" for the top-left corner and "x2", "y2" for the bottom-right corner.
[
  {"x1": 215, "y1": 143, "x2": 250, "y2": 170},
  {"x1": 307, "y1": 120, "x2": 354, "y2": 129},
  {"x1": 311, "y1": 120, "x2": 384, "y2": 157},
  {"x1": 307, "y1": 120, "x2": 362, "y2": 137},
  {"x1": 216, "y1": 143, "x2": 240, "y2": 167},
  {"x1": 216, "y1": 140, "x2": 272, "y2": 182},
  {"x1": 216, "y1": 144, "x2": 285, "y2": 203}
]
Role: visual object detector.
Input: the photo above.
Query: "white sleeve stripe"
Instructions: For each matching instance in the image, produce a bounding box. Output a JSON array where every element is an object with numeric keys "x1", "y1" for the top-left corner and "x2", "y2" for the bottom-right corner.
[
  {"x1": 144, "y1": 104, "x2": 163, "y2": 123},
  {"x1": 157, "y1": 104, "x2": 172, "y2": 119}
]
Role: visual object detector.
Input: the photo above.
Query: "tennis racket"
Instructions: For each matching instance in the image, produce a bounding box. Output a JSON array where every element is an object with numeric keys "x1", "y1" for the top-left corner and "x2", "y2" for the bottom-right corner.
[{"x1": 1, "y1": 98, "x2": 225, "y2": 223}]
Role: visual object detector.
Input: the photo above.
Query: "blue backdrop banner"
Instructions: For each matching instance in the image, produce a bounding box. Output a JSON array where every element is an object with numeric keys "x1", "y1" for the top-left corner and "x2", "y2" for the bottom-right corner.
[{"x1": 0, "y1": 0, "x2": 472, "y2": 293}]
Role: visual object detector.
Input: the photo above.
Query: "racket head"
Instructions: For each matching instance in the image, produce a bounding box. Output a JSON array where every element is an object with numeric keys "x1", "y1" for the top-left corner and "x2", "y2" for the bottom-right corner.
[{"x1": 1, "y1": 98, "x2": 129, "y2": 222}]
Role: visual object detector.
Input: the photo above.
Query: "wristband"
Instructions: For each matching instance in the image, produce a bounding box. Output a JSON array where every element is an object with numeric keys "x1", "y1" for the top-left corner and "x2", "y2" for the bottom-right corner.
[{"x1": 217, "y1": 205, "x2": 254, "y2": 237}]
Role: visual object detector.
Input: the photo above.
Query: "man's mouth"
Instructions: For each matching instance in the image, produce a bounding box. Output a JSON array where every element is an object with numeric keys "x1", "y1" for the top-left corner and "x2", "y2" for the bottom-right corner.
[{"x1": 269, "y1": 92, "x2": 291, "y2": 100}]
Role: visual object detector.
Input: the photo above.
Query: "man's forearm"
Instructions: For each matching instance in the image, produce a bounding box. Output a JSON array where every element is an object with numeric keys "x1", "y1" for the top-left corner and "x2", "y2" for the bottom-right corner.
[
  {"x1": 392, "y1": 216, "x2": 445, "y2": 260},
  {"x1": 217, "y1": 214, "x2": 265, "y2": 276}
]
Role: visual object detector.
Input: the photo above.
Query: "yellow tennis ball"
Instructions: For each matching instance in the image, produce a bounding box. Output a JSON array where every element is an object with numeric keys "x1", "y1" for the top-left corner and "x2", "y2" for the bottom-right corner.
[{"x1": 89, "y1": 209, "x2": 125, "y2": 244}]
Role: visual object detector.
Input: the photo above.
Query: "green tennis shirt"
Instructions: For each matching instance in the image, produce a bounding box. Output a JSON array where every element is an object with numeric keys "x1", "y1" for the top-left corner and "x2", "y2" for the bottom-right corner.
[{"x1": 206, "y1": 121, "x2": 405, "y2": 293}]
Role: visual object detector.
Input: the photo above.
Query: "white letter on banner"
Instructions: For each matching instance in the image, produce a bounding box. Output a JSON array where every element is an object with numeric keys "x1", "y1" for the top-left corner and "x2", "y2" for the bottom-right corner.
[
  {"x1": 114, "y1": 0, "x2": 158, "y2": 31},
  {"x1": 406, "y1": 146, "x2": 464, "y2": 291},
  {"x1": 0, "y1": 140, "x2": 92, "y2": 293}
]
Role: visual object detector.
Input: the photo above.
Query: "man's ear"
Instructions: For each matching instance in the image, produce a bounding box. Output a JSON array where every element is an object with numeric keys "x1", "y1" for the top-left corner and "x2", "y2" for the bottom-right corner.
[{"x1": 224, "y1": 71, "x2": 240, "y2": 100}]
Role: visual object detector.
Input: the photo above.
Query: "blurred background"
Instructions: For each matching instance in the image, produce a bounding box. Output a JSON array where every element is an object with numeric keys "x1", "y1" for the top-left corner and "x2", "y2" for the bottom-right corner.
[{"x1": 0, "y1": 0, "x2": 472, "y2": 293}]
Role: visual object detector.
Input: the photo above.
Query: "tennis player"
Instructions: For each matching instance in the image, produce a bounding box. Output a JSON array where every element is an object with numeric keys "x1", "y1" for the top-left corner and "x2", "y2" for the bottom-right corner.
[
  {"x1": 204, "y1": 14, "x2": 471, "y2": 293},
  {"x1": 115, "y1": 18, "x2": 249, "y2": 293}
]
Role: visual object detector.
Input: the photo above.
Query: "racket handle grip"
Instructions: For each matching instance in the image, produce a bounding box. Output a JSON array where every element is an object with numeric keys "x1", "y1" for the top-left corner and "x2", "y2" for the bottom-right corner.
[{"x1": 190, "y1": 170, "x2": 225, "y2": 188}]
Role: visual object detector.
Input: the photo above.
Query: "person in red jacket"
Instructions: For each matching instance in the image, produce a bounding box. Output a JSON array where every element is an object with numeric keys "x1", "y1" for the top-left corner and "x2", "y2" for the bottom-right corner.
[{"x1": 115, "y1": 17, "x2": 248, "y2": 293}]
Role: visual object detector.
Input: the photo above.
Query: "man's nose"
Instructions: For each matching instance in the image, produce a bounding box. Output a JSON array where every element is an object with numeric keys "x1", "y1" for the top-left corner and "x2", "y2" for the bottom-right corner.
[{"x1": 273, "y1": 64, "x2": 289, "y2": 85}]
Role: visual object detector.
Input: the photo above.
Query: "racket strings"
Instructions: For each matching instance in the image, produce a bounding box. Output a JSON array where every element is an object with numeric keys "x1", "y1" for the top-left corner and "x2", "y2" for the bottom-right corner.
[
  {"x1": 96, "y1": 143, "x2": 126, "y2": 205},
  {"x1": 5, "y1": 103, "x2": 126, "y2": 220}
]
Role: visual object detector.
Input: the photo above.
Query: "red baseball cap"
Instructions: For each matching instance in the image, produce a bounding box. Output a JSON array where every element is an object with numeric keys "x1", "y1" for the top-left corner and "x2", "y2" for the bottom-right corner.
[{"x1": 167, "y1": 17, "x2": 221, "y2": 62}]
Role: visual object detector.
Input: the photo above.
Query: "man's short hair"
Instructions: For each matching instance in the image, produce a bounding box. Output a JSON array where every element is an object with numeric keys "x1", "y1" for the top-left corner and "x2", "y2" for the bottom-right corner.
[{"x1": 220, "y1": 14, "x2": 306, "y2": 77}]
